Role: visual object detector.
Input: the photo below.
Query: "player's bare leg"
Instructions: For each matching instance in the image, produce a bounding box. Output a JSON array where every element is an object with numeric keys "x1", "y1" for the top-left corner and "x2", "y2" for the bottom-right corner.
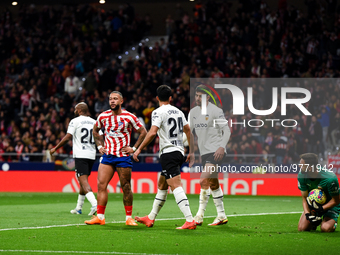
[
  {"x1": 85, "y1": 164, "x2": 114, "y2": 225},
  {"x1": 166, "y1": 175, "x2": 196, "y2": 229},
  {"x1": 116, "y1": 167, "x2": 133, "y2": 206},
  {"x1": 78, "y1": 175, "x2": 97, "y2": 215},
  {"x1": 78, "y1": 175, "x2": 92, "y2": 193},
  {"x1": 320, "y1": 217, "x2": 337, "y2": 232},
  {"x1": 298, "y1": 213, "x2": 314, "y2": 231},
  {"x1": 135, "y1": 175, "x2": 169, "y2": 227},
  {"x1": 116, "y1": 167, "x2": 137, "y2": 225}
]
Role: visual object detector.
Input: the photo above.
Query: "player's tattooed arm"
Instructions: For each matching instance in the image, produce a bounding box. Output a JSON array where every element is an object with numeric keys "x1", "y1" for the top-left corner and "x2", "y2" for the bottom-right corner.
[{"x1": 93, "y1": 124, "x2": 107, "y2": 154}]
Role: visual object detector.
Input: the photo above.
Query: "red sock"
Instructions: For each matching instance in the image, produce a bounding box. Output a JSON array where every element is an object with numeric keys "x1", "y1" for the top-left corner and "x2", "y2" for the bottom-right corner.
[
  {"x1": 125, "y1": 205, "x2": 132, "y2": 216},
  {"x1": 97, "y1": 205, "x2": 106, "y2": 215}
]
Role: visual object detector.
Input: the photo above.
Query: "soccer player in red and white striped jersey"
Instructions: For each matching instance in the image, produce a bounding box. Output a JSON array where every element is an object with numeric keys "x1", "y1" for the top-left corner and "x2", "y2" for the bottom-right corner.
[
  {"x1": 96, "y1": 109, "x2": 142, "y2": 157},
  {"x1": 85, "y1": 91, "x2": 147, "y2": 226}
]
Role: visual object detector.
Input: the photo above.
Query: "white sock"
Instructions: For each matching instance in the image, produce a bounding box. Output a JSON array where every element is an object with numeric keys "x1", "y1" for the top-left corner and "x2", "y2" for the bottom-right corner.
[
  {"x1": 173, "y1": 187, "x2": 193, "y2": 222},
  {"x1": 85, "y1": 192, "x2": 97, "y2": 207},
  {"x1": 76, "y1": 195, "x2": 85, "y2": 210},
  {"x1": 126, "y1": 216, "x2": 132, "y2": 220},
  {"x1": 196, "y1": 188, "x2": 210, "y2": 217},
  {"x1": 211, "y1": 187, "x2": 226, "y2": 218},
  {"x1": 148, "y1": 189, "x2": 168, "y2": 220},
  {"x1": 97, "y1": 214, "x2": 105, "y2": 220}
]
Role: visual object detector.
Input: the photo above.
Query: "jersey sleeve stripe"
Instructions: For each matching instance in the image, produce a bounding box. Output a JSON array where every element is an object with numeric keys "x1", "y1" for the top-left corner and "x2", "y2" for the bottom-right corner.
[{"x1": 122, "y1": 112, "x2": 142, "y2": 130}]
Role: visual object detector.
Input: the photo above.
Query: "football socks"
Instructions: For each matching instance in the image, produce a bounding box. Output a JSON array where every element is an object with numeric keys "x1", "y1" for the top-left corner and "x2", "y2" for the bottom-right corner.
[
  {"x1": 173, "y1": 187, "x2": 194, "y2": 222},
  {"x1": 85, "y1": 192, "x2": 97, "y2": 207},
  {"x1": 196, "y1": 188, "x2": 210, "y2": 217},
  {"x1": 97, "y1": 205, "x2": 106, "y2": 220},
  {"x1": 149, "y1": 189, "x2": 168, "y2": 220},
  {"x1": 76, "y1": 194, "x2": 85, "y2": 210},
  {"x1": 125, "y1": 205, "x2": 133, "y2": 220},
  {"x1": 211, "y1": 187, "x2": 226, "y2": 218}
]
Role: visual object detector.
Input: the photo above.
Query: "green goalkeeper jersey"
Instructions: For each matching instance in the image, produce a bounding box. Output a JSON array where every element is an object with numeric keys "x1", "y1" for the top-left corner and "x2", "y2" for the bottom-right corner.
[{"x1": 298, "y1": 169, "x2": 340, "y2": 211}]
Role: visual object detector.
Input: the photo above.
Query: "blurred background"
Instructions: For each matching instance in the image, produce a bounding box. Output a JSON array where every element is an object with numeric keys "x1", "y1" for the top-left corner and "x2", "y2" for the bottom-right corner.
[{"x1": 0, "y1": 0, "x2": 340, "y2": 168}]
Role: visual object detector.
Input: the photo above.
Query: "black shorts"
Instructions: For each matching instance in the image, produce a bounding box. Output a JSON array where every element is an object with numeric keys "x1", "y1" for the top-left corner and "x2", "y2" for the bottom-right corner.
[
  {"x1": 160, "y1": 151, "x2": 184, "y2": 180},
  {"x1": 75, "y1": 158, "x2": 95, "y2": 177},
  {"x1": 201, "y1": 153, "x2": 226, "y2": 166}
]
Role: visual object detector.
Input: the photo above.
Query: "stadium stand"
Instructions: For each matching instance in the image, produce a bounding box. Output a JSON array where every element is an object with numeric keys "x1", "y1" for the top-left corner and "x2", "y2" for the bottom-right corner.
[{"x1": 0, "y1": 0, "x2": 340, "y2": 164}]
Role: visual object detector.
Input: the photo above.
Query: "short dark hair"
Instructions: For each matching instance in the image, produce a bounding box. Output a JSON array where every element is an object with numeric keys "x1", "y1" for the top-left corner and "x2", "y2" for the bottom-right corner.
[
  {"x1": 300, "y1": 153, "x2": 318, "y2": 167},
  {"x1": 76, "y1": 102, "x2": 89, "y2": 114},
  {"x1": 110, "y1": 91, "x2": 123, "y2": 99},
  {"x1": 195, "y1": 84, "x2": 211, "y2": 95},
  {"x1": 157, "y1": 85, "x2": 172, "y2": 101}
]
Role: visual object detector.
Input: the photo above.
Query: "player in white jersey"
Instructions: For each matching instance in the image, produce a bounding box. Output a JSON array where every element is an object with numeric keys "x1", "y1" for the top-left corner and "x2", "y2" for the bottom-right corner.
[
  {"x1": 50, "y1": 102, "x2": 98, "y2": 216},
  {"x1": 85, "y1": 91, "x2": 147, "y2": 226},
  {"x1": 189, "y1": 84, "x2": 231, "y2": 226},
  {"x1": 133, "y1": 85, "x2": 196, "y2": 230}
]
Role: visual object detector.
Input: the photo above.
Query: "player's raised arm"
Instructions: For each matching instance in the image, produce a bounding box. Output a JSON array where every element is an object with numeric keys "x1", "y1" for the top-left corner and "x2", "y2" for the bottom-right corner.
[
  {"x1": 93, "y1": 123, "x2": 107, "y2": 154},
  {"x1": 133, "y1": 125, "x2": 159, "y2": 162}
]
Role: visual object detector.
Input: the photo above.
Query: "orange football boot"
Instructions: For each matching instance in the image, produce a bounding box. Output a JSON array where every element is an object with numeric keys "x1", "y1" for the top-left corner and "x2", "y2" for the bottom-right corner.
[
  {"x1": 176, "y1": 221, "x2": 197, "y2": 230},
  {"x1": 85, "y1": 216, "x2": 105, "y2": 225},
  {"x1": 134, "y1": 215, "x2": 155, "y2": 227},
  {"x1": 126, "y1": 217, "x2": 138, "y2": 226}
]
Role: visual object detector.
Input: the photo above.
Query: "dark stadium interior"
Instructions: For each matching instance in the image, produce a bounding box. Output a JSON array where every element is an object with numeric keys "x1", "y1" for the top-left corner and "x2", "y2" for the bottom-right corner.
[{"x1": 1, "y1": 0, "x2": 340, "y2": 164}]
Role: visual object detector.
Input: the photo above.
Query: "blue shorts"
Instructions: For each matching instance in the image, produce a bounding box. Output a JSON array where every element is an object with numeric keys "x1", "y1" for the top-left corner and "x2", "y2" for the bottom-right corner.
[{"x1": 100, "y1": 154, "x2": 133, "y2": 168}]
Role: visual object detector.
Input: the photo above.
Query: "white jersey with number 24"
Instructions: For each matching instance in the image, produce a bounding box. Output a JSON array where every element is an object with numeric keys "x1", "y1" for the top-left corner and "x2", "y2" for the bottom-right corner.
[{"x1": 151, "y1": 104, "x2": 188, "y2": 156}]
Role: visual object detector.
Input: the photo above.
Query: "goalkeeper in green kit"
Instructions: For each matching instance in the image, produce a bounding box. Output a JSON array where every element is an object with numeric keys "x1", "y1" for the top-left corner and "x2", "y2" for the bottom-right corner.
[{"x1": 297, "y1": 153, "x2": 340, "y2": 232}]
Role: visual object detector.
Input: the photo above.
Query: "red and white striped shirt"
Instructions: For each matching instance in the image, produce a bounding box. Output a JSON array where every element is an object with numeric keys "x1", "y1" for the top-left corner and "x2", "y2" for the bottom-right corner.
[{"x1": 96, "y1": 109, "x2": 142, "y2": 157}]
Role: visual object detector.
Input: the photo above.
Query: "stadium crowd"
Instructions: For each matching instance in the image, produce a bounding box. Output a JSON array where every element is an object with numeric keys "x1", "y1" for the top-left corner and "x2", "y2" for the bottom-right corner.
[{"x1": 0, "y1": 0, "x2": 340, "y2": 164}]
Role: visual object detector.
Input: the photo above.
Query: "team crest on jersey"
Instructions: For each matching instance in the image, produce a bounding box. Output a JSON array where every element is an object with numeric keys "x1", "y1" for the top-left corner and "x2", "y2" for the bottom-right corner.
[
  {"x1": 205, "y1": 114, "x2": 209, "y2": 120},
  {"x1": 118, "y1": 121, "x2": 125, "y2": 129}
]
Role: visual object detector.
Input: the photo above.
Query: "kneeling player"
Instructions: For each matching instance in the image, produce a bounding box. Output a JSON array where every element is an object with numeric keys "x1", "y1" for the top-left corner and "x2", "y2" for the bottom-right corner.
[
  {"x1": 297, "y1": 153, "x2": 340, "y2": 232},
  {"x1": 133, "y1": 85, "x2": 196, "y2": 230}
]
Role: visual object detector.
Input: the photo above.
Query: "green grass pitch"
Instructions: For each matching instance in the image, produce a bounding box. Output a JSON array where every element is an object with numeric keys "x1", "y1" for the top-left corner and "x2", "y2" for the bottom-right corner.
[{"x1": 0, "y1": 193, "x2": 339, "y2": 255}]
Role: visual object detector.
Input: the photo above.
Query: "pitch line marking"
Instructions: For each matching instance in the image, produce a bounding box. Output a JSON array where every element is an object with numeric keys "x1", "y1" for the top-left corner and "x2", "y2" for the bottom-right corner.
[
  {"x1": 0, "y1": 250, "x2": 175, "y2": 255},
  {"x1": 0, "y1": 211, "x2": 302, "y2": 232}
]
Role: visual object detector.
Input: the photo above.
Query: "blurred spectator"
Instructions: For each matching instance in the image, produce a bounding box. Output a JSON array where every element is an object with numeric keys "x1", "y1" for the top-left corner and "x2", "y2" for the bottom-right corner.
[
  {"x1": 330, "y1": 113, "x2": 340, "y2": 149},
  {"x1": 64, "y1": 71, "x2": 81, "y2": 96},
  {"x1": 271, "y1": 133, "x2": 288, "y2": 165},
  {"x1": 83, "y1": 70, "x2": 98, "y2": 96},
  {"x1": 142, "y1": 101, "x2": 155, "y2": 129},
  {"x1": 94, "y1": 96, "x2": 109, "y2": 115},
  {"x1": 306, "y1": 116, "x2": 323, "y2": 154}
]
